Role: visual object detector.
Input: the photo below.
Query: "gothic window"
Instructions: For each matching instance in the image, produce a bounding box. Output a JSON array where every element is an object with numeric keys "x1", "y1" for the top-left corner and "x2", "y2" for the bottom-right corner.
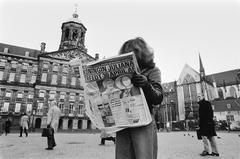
[
  {"x1": 51, "y1": 74, "x2": 58, "y2": 85},
  {"x1": 0, "y1": 71, "x2": 3, "y2": 80},
  {"x1": 20, "y1": 74, "x2": 26, "y2": 83},
  {"x1": 15, "y1": 103, "x2": 21, "y2": 112},
  {"x1": 41, "y1": 73, "x2": 47, "y2": 82},
  {"x1": 8, "y1": 72, "x2": 15, "y2": 82},
  {"x1": 65, "y1": 28, "x2": 70, "y2": 40},
  {"x1": 218, "y1": 89, "x2": 224, "y2": 99},
  {"x1": 229, "y1": 86, "x2": 237, "y2": 98}
]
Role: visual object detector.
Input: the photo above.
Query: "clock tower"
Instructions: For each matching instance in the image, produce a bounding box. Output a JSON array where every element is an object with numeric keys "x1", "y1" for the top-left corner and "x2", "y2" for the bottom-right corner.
[{"x1": 59, "y1": 10, "x2": 87, "y2": 51}]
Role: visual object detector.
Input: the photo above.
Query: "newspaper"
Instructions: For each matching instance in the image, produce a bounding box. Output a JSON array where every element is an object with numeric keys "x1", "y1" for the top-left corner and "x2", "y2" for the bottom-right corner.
[{"x1": 69, "y1": 52, "x2": 152, "y2": 133}]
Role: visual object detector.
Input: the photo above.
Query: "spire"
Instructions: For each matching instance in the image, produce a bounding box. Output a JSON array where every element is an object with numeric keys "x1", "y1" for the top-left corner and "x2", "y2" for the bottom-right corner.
[
  {"x1": 73, "y1": 4, "x2": 79, "y2": 19},
  {"x1": 199, "y1": 52, "x2": 205, "y2": 80}
]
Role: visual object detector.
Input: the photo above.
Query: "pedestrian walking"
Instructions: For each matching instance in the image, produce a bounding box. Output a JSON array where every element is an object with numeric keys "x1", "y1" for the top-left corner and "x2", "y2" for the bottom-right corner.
[
  {"x1": 45, "y1": 99, "x2": 61, "y2": 150},
  {"x1": 198, "y1": 95, "x2": 219, "y2": 157},
  {"x1": 115, "y1": 37, "x2": 164, "y2": 159},
  {"x1": 99, "y1": 129, "x2": 115, "y2": 145},
  {"x1": 19, "y1": 113, "x2": 29, "y2": 137},
  {"x1": 4, "y1": 118, "x2": 11, "y2": 136},
  {"x1": 0, "y1": 116, "x2": 3, "y2": 135}
]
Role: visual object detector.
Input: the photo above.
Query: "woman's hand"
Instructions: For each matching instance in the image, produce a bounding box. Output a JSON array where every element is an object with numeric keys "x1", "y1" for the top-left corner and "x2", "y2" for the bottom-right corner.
[{"x1": 131, "y1": 73, "x2": 148, "y2": 87}]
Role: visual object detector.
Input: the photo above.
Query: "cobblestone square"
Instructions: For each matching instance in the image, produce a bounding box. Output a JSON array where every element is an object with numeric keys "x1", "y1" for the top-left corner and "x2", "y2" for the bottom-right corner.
[{"x1": 0, "y1": 131, "x2": 239, "y2": 159}]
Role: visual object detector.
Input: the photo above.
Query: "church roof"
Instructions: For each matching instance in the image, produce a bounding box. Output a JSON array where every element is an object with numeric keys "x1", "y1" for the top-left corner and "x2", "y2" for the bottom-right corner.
[
  {"x1": 206, "y1": 69, "x2": 240, "y2": 87},
  {"x1": 0, "y1": 43, "x2": 41, "y2": 58},
  {"x1": 212, "y1": 98, "x2": 240, "y2": 112}
]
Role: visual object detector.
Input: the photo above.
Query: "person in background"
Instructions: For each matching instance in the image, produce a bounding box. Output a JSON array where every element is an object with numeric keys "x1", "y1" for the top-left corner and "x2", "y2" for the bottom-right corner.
[
  {"x1": 198, "y1": 95, "x2": 219, "y2": 157},
  {"x1": 116, "y1": 37, "x2": 163, "y2": 159},
  {"x1": 4, "y1": 118, "x2": 11, "y2": 136},
  {"x1": 46, "y1": 99, "x2": 61, "y2": 150},
  {"x1": 0, "y1": 116, "x2": 3, "y2": 135},
  {"x1": 19, "y1": 113, "x2": 29, "y2": 137},
  {"x1": 99, "y1": 129, "x2": 116, "y2": 145}
]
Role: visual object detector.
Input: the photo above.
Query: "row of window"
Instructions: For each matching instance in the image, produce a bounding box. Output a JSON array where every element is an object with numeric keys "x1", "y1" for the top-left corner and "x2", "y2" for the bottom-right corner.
[
  {"x1": 218, "y1": 86, "x2": 239, "y2": 99},
  {"x1": 41, "y1": 72, "x2": 79, "y2": 86},
  {"x1": 39, "y1": 91, "x2": 84, "y2": 101},
  {"x1": 1, "y1": 91, "x2": 34, "y2": 99},
  {"x1": 0, "y1": 71, "x2": 37, "y2": 84},
  {"x1": 0, "y1": 60, "x2": 38, "y2": 72},
  {"x1": 0, "y1": 102, "x2": 84, "y2": 116},
  {"x1": 42, "y1": 62, "x2": 69, "y2": 73},
  {"x1": 36, "y1": 102, "x2": 84, "y2": 115},
  {"x1": 1, "y1": 102, "x2": 32, "y2": 113}
]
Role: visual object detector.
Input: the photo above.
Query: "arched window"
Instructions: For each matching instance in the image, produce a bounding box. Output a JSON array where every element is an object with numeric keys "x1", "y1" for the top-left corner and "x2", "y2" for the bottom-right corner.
[
  {"x1": 65, "y1": 28, "x2": 70, "y2": 40},
  {"x1": 72, "y1": 29, "x2": 78, "y2": 41},
  {"x1": 229, "y1": 87, "x2": 237, "y2": 98},
  {"x1": 218, "y1": 89, "x2": 224, "y2": 99},
  {"x1": 182, "y1": 74, "x2": 197, "y2": 102}
]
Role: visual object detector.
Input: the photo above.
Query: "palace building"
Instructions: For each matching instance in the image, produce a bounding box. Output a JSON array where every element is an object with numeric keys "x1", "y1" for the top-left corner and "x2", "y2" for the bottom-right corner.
[{"x1": 0, "y1": 11, "x2": 99, "y2": 131}]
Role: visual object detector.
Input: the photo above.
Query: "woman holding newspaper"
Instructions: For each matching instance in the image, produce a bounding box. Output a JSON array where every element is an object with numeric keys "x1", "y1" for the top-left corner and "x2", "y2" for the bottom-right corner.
[{"x1": 116, "y1": 37, "x2": 163, "y2": 159}]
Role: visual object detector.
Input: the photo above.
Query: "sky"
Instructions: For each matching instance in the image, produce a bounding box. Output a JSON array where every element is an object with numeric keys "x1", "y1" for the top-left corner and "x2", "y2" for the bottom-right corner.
[{"x1": 0, "y1": 0, "x2": 240, "y2": 83}]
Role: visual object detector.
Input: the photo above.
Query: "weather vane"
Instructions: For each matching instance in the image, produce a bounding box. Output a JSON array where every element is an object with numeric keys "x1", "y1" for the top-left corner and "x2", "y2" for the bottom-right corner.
[{"x1": 74, "y1": 4, "x2": 78, "y2": 14}]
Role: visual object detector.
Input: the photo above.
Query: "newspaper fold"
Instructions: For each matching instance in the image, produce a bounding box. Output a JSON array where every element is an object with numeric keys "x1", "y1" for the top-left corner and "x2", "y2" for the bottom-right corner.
[{"x1": 69, "y1": 52, "x2": 152, "y2": 133}]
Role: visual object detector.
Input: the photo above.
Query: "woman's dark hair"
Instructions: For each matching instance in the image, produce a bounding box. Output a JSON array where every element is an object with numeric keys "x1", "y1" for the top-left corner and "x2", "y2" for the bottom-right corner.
[{"x1": 119, "y1": 37, "x2": 155, "y2": 69}]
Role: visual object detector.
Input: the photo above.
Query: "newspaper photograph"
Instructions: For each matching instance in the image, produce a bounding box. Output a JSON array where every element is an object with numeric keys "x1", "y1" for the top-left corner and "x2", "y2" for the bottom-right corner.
[{"x1": 69, "y1": 52, "x2": 152, "y2": 132}]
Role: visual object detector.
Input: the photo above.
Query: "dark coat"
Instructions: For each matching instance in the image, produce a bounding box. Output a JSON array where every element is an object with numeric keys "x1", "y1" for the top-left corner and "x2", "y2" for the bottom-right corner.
[
  {"x1": 198, "y1": 99, "x2": 217, "y2": 137},
  {"x1": 5, "y1": 120, "x2": 11, "y2": 133},
  {"x1": 141, "y1": 67, "x2": 164, "y2": 114}
]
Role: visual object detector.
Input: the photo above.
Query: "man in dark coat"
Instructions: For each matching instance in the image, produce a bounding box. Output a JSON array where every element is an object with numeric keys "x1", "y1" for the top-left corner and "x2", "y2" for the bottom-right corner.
[
  {"x1": 198, "y1": 95, "x2": 219, "y2": 157},
  {"x1": 4, "y1": 118, "x2": 11, "y2": 136}
]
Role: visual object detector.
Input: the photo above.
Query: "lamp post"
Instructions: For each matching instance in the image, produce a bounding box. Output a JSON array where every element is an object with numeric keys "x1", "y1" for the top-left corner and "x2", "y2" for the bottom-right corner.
[{"x1": 31, "y1": 110, "x2": 36, "y2": 132}]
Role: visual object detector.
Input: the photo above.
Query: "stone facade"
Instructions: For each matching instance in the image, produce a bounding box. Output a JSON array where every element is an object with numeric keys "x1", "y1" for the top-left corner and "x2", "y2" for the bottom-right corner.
[{"x1": 0, "y1": 12, "x2": 99, "y2": 131}]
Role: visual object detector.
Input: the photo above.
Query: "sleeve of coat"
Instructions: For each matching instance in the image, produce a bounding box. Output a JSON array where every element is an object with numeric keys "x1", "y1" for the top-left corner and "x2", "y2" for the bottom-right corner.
[
  {"x1": 47, "y1": 108, "x2": 53, "y2": 125},
  {"x1": 142, "y1": 67, "x2": 164, "y2": 106}
]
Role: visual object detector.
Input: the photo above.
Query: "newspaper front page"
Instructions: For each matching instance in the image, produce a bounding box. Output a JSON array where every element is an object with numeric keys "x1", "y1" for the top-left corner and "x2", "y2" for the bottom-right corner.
[{"x1": 69, "y1": 52, "x2": 152, "y2": 133}]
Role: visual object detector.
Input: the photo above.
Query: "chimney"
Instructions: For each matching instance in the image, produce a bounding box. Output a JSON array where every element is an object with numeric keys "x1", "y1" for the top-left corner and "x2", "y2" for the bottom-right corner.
[
  {"x1": 4, "y1": 48, "x2": 9, "y2": 53},
  {"x1": 25, "y1": 51, "x2": 30, "y2": 57},
  {"x1": 40, "y1": 42, "x2": 46, "y2": 52},
  {"x1": 95, "y1": 53, "x2": 99, "y2": 60}
]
